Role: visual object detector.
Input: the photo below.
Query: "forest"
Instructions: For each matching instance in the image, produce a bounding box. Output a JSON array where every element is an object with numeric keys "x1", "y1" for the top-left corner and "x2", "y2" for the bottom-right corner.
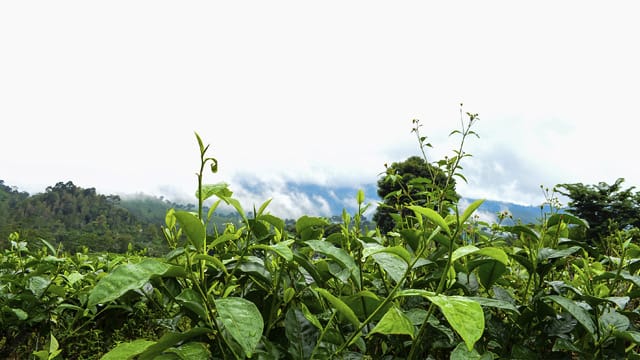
[{"x1": 3, "y1": 114, "x2": 640, "y2": 359}]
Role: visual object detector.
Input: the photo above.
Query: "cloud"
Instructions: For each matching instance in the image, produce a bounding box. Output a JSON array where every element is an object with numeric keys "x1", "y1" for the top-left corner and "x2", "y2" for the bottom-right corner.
[{"x1": 227, "y1": 176, "x2": 333, "y2": 220}]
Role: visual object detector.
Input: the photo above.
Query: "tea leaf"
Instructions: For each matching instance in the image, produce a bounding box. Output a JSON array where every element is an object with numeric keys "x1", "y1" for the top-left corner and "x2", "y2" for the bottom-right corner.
[
  {"x1": 88, "y1": 259, "x2": 186, "y2": 308},
  {"x1": 369, "y1": 306, "x2": 415, "y2": 339},
  {"x1": 407, "y1": 206, "x2": 451, "y2": 236},
  {"x1": 100, "y1": 339, "x2": 156, "y2": 360},
  {"x1": 174, "y1": 211, "x2": 205, "y2": 251},
  {"x1": 316, "y1": 288, "x2": 361, "y2": 328},
  {"x1": 215, "y1": 297, "x2": 264, "y2": 358},
  {"x1": 545, "y1": 295, "x2": 596, "y2": 340},
  {"x1": 459, "y1": 199, "x2": 485, "y2": 226}
]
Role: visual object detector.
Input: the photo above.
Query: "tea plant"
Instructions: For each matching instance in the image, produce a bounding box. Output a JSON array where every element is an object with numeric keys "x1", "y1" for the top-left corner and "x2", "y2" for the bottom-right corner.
[{"x1": 4, "y1": 107, "x2": 640, "y2": 359}]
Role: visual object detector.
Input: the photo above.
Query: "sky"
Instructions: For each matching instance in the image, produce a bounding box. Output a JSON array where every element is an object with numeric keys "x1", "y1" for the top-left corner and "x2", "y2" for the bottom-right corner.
[{"x1": 2, "y1": 1, "x2": 640, "y2": 219}]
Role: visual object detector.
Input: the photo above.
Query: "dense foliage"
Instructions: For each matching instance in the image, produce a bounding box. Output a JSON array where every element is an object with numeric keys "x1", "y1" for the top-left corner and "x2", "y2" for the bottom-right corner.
[
  {"x1": 3, "y1": 111, "x2": 640, "y2": 359},
  {"x1": 557, "y1": 178, "x2": 640, "y2": 246}
]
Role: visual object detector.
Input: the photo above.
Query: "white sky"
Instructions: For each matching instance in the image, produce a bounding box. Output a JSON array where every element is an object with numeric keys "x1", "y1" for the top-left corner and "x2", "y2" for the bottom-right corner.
[{"x1": 2, "y1": 1, "x2": 640, "y2": 217}]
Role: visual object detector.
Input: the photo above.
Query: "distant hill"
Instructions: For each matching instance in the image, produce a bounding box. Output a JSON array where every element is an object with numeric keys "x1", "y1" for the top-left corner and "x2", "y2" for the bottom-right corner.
[
  {"x1": 1, "y1": 179, "x2": 548, "y2": 254},
  {"x1": 231, "y1": 181, "x2": 545, "y2": 225}
]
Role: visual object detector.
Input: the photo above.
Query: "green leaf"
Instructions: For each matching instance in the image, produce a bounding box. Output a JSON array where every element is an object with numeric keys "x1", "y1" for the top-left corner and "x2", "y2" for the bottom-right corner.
[
  {"x1": 475, "y1": 247, "x2": 509, "y2": 265},
  {"x1": 450, "y1": 342, "x2": 485, "y2": 360},
  {"x1": 209, "y1": 232, "x2": 241, "y2": 248},
  {"x1": 315, "y1": 288, "x2": 361, "y2": 328},
  {"x1": 27, "y1": 276, "x2": 51, "y2": 298},
  {"x1": 509, "y1": 253, "x2": 534, "y2": 275},
  {"x1": 476, "y1": 260, "x2": 507, "y2": 290},
  {"x1": 427, "y1": 294, "x2": 484, "y2": 351},
  {"x1": 395, "y1": 290, "x2": 484, "y2": 351},
  {"x1": 39, "y1": 238, "x2": 58, "y2": 256},
  {"x1": 368, "y1": 306, "x2": 415, "y2": 339},
  {"x1": 362, "y1": 244, "x2": 412, "y2": 265},
  {"x1": 599, "y1": 308, "x2": 630, "y2": 336},
  {"x1": 176, "y1": 289, "x2": 208, "y2": 321},
  {"x1": 139, "y1": 328, "x2": 212, "y2": 360},
  {"x1": 11, "y1": 308, "x2": 28, "y2": 320},
  {"x1": 215, "y1": 297, "x2": 264, "y2": 358},
  {"x1": 343, "y1": 291, "x2": 389, "y2": 322},
  {"x1": 370, "y1": 251, "x2": 407, "y2": 284},
  {"x1": 100, "y1": 339, "x2": 156, "y2": 360},
  {"x1": 459, "y1": 199, "x2": 485, "y2": 226},
  {"x1": 250, "y1": 240, "x2": 294, "y2": 262},
  {"x1": 257, "y1": 213, "x2": 285, "y2": 232},
  {"x1": 407, "y1": 206, "x2": 451, "y2": 235},
  {"x1": 306, "y1": 240, "x2": 361, "y2": 288},
  {"x1": 453, "y1": 245, "x2": 510, "y2": 266},
  {"x1": 198, "y1": 183, "x2": 232, "y2": 202},
  {"x1": 88, "y1": 259, "x2": 186, "y2": 308},
  {"x1": 174, "y1": 211, "x2": 206, "y2": 251},
  {"x1": 544, "y1": 295, "x2": 596, "y2": 340},
  {"x1": 537, "y1": 246, "x2": 581, "y2": 261},
  {"x1": 613, "y1": 330, "x2": 640, "y2": 344},
  {"x1": 361, "y1": 243, "x2": 408, "y2": 283},
  {"x1": 296, "y1": 216, "x2": 329, "y2": 241},
  {"x1": 452, "y1": 245, "x2": 480, "y2": 263},
  {"x1": 467, "y1": 297, "x2": 520, "y2": 315},
  {"x1": 285, "y1": 306, "x2": 319, "y2": 360},
  {"x1": 256, "y1": 198, "x2": 272, "y2": 217},
  {"x1": 547, "y1": 213, "x2": 589, "y2": 228},
  {"x1": 192, "y1": 254, "x2": 227, "y2": 274},
  {"x1": 165, "y1": 342, "x2": 211, "y2": 360}
]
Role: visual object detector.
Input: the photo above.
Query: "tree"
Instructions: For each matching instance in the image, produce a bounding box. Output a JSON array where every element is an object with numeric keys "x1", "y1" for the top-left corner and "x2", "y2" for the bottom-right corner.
[
  {"x1": 373, "y1": 156, "x2": 458, "y2": 233},
  {"x1": 556, "y1": 178, "x2": 640, "y2": 243}
]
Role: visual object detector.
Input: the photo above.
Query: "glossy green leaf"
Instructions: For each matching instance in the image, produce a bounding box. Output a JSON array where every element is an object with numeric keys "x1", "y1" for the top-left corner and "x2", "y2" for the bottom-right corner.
[
  {"x1": 257, "y1": 213, "x2": 285, "y2": 232},
  {"x1": 285, "y1": 306, "x2": 319, "y2": 360},
  {"x1": 306, "y1": 240, "x2": 361, "y2": 288},
  {"x1": 27, "y1": 276, "x2": 51, "y2": 298},
  {"x1": 362, "y1": 244, "x2": 412, "y2": 265},
  {"x1": 545, "y1": 295, "x2": 596, "y2": 340},
  {"x1": 450, "y1": 342, "x2": 486, "y2": 360},
  {"x1": 11, "y1": 308, "x2": 28, "y2": 320},
  {"x1": 407, "y1": 205, "x2": 451, "y2": 235},
  {"x1": 251, "y1": 240, "x2": 294, "y2": 262},
  {"x1": 192, "y1": 254, "x2": 227, "y2": 273},
  {"x1": 174, "y1": 211, "x2": 205, "y2": 251},
  {"x1": 613, "y1": 330, "x2": 640, "y2": 344},
  {"x1": 509, "y1": 253, "x2": 534, "y2": 275},
  {"x1": 537, "y1": 246, "x2": 581, "y2": 261},
  {"x1": 315, "y1": 288, "x2": 360, "y2": 328},
  {"x1": 459, "y1": 199, "x2": 485, "y2": 226},
  {"x1": 368, "y1": 306, "x2": 415, "y2": 339},
  {"x1": 395, "y1": 290, "x2": 484, "y2": 351},
  {"x1": 88, "y1": 259, "x2": 186, "y2": 308},
  {"x1": 296, "y1": 216, "x2": 329, "y2": 241},
  {"x1": 468, "y1": 297, "x2": 520, "y2": 314},
  {"x1": 452, "y1": 245, "x2": 480, "y2": 263},
  {"x1": 476, "y1": 260, "x2": 507, "y2": 290},
  {"x1": 215, "y1": 297, "x2": 264, "y2": 358},
  {"x1": 176, "y1": 289, "x2": 208, "y2": 321},
  {"x1": 100, "y1": 339, "x2": 156, "y2": 360},
  {"x1": 139, "y1": 328, "x2": 212, "y2": 360},
  {"x1": 475, "y1": 247, "x2": 509, "y2": 265},
  {"x1": 257, "y1": 198, "x2": 273, "y2": 217},
  {"x1": 198, "y1": 183, "x2": 232, "y2": 202},
  {"x1": 165, "y1": 342, "x2": 211, "y2": 360},
  {"x1": 547, "y1": 213, "x2": 589, "y2": 228}
]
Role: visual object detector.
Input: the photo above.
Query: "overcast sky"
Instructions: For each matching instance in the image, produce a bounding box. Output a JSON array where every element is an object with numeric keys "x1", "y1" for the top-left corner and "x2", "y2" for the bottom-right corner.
[{"x1": 2, "y1": 2, "x2": 639, "y2": 218}]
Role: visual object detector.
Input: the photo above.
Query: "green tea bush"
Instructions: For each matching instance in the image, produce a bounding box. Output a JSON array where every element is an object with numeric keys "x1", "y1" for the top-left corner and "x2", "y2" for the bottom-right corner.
[{"x1": 3, "y1": 107, "x2": 640, "y2": 359}]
